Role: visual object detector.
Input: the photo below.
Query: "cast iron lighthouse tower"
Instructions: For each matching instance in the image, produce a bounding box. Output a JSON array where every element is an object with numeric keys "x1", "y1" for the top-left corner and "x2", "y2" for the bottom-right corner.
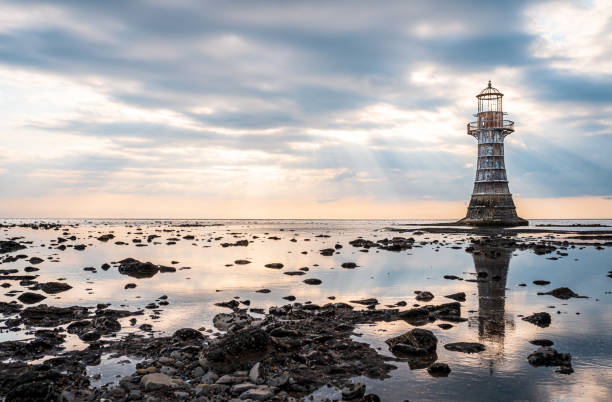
[{"x1": 459, "y1": 81, "x2": 527, "y2": 226}]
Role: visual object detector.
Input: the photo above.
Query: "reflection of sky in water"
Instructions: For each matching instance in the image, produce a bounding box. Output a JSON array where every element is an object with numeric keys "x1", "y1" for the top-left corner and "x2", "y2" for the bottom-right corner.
[{"x1": 1, "y1": 219, "x2": 611, "y2": 400}]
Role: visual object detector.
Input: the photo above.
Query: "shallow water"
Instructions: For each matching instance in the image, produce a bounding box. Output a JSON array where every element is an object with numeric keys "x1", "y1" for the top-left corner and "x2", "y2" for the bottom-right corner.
[{"x1": 1, "y1": 219, "x2": 611, "y2": 401}]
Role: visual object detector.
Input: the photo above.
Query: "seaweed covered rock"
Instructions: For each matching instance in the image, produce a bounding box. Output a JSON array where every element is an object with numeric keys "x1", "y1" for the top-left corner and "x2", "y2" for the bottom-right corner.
[
  {"x1": 200, "y1": 327, "x2": 272, "y2": 371},
  {"x1": 527, "y1": 347, "x2": 573, "y2": 374},
  {"x1": 386, "y1": 328, "x2": 437, "y2": 356}
]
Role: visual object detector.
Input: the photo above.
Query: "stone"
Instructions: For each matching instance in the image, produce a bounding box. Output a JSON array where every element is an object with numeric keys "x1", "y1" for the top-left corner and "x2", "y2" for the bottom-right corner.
[
  {"x1": 444, "y1": 292, "x2": 466, "y2": 302},
  {"x1": 173, "y1": 327, "x2": 205, "y2": 341},
  {"x1": 0, "y1": 240, "x2": 27, "y2": 254},
  {"x1": 303, "y1": 278, "x2": 322, "y2": 285},
  {"x1": 530, "y1": 339, "x2": 554, "y2": 347},
  {"x1": 249, "y1": 362, "x2": 262, "y2": 383},
  {"x1": 201, "y1": 371, "x2": 219, "y2": 384},
  {"x1": 17, "y1": 292, "x2": 46, "y2": 304},
  {"x1": 522, "y1": 312, "x2": 552, "y2": 328},
  {"x1": 140, "y1": 373, "x2": 178, "y2": 391},
  {"x1": 39, "y1": 282, "x2": 73, "y2": 294},
  {"x1": 232, "y1": 382, "x2": 257, "y2": 395},
  {"x1": 386, "y1": 328, "x2": 437, "y2": 356},
  {"x1": 350, "y1": 298, "x2": 378, "y2": 306},
  {"x1": 537, "y1": 287, "x2": 587, "y2": 300},
  {"x1": 341, "y1": 262, "x2": 357, "y2": 268},
  {"x1": 264, "y1": 263, "x2": 283, "y2": 269},
  {"x1": 202, "y1": 327, "x2": 272, "y2": 371},
  {"x1": 427, "y1": 362, "x2": 451, "y2": 377},
  {"x1": 79, "y1": 330, "x2": 101, "y2": 342},
  {"x1": 341, "y1": 383, "x2": 366, "y2": 399},
  {"x1": 533, "y1": 280, "x2": 550, "y2": 286},
  {"x1": 444, "y1": 342, "x2": 485, "y2": 353},
  {"x1": 415, "y1": 291, "x2": 434, "y2": 301},
  {"x1": 239, "y1": 386, "x2": 274, "y2": 400},
  {"x1": 527, "y1": 347, "x2": 573, "y2": 373}
]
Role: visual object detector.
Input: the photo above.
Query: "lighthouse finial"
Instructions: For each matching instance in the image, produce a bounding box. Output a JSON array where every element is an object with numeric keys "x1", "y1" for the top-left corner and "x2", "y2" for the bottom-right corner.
[{"x1": 488, "y1": 80, "x2": 492, "y2": 88}]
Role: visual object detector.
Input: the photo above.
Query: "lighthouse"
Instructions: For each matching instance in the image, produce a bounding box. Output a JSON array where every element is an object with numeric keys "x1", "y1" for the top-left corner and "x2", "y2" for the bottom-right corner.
[{"x1": 459, "y1": 81, "x2": 528, "y2": 227}]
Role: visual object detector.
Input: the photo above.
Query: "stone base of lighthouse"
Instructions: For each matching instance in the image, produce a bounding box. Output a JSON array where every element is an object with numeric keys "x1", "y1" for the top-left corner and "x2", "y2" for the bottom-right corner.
[{"x1": 457, "y1": 194, "x2": 528, "y2": 227}]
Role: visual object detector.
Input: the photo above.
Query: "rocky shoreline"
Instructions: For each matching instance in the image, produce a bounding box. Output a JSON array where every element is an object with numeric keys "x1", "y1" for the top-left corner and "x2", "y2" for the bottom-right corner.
[{"x1": 0, "y1": 222, "x2": 609, "y2": 401}]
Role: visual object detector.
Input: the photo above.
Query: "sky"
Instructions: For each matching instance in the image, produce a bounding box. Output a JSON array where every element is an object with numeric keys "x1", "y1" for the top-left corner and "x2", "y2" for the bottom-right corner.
[{"x1": 0, "y1": 0, "x2": 611, "y2": 219}]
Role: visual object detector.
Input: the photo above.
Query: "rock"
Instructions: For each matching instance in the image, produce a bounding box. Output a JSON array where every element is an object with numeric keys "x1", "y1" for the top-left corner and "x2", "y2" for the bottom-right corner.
[
  {"x1": 0, "y1": 301, "x2": 23, "y2": 316},
  {"x1": 537, "y1": 287, "x2": 587, "y2": 300},
  {"x1": 386, "y1": 328, "x2": 437, "y2": 356},
  {"x1": 39, "y1": 282, "x2": 73, "y2": 294},
  {"x1": 124, "y1": 283, "x2": 137, "y2": 289},
  {"x1": 93, "y1": 316, "x2": 121, "y2": 333},
  {"x1": 320, "y1": 248, "x2": 335, "y2": 256},
  {"x1": 216, "y1": 374, "x2": 247, "y2": 385},
  {"x1": 283, "y1": 271, "x2": 306, "y2": 276},
  {"x1": 444, "y1": 292, "x2": 466, "y2": 302},
  {"x1": 255, "y1": 289, "x2": 271, "y2": 293},
  {"x1": 533, "y1": 280, "x2": 550, "y2": 286},
  {"x1": 438, "y1": 323, "x2": 453, "y2": 330},
  {"x1": 201, "y1": 371, "x2": 219, "y2": 384},
  {"x1": 21, "y1": 304, "x2": 89, "y2": 326},
  {"x1": 282, "y1": 295, "x2": 296, "y2": 301},
  {"x1": 530, "y1": 339, "x2": 554, "y2": 347},
  {"x1": 427, "y1": 362, "x2": 451, "y2": 377},
  {"x1": 522, "y1": 312, "x2": 552, "y2": 328},
  {"x1": 17, "y1": 292, "x2": 47, "y2": 304},
  {"x1": 221, "y1": 239, "x2": 249, "y2": 247},
  {"x1": 0, "y1": 240, "x2": 27, "y2": 254},
  {"x1": 444, "y1": 342, "x2": 485, "y2": 353},
  {"x1": 341, "y1": 382, "x2": 366, "y2": 400},
  {"x1": 117, "y1": 258, "x2": 175, "y2": 278},
  {"x1": 239, "y1": 386, "x2": 274, "y2": 400},
  {"x1": 216, "y1": 300, "x2": 240, "y2": 309},
  {"x1": 415, "y1": 291, "x2": 434, "y2": 301},
  {"x1": 350, "y1": 298, "x2": 378, "y2": 306},
  {"x1": 341, "y1": 262, "x2": 357, "y2": 268},
  {"x1": 270, "y1": 326, "x2": 300, "y2": 337},
  {"x1": 79, "y1": 330, "x2": 101, "y2": 342},
  {"x1": 264, "y1": 263, "x2": 283, "y2": 269},
  {"x1": 443, "y1": 275, "x2": 462, "y2": 280},
  {"x1": 212, "y1": 312, "x2": 253, "y2": 331},
  {"x1": 173, "y1": 328, "x2": 205, "y2": 342},
  {"x1": 249, "y1": 362, "x2": 262, "y2": 383},
  {"x1": 527, "y1": 347, "x2": 573, "y2": 373},
  {"x1": 234, "y1": 260, "x2": 251, "y2": 265},
  {"x1": 303, "y1": 278, "x2": 322, "y2": 285},
  {"x1": 202, "y1": 327, "x2": 272, "y2": 371},
  {"x1": 97, "y1": 234, "x2": 115, "y2": 242},
  {"x1": 232, "y1": 382, "x2": 257, "y2": 395},
  {"x1": 140, "y1": 373, "x2": 179, "y2": 391},
  {"x1": 28, "y1": 257, "x2": 44, "y2": 264}
]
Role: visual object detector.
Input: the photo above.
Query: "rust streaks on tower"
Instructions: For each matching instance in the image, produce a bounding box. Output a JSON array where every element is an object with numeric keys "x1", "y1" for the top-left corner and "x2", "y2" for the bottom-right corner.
[{"x1": 459, "y1": 81, "x2": 528, "y2": 227}]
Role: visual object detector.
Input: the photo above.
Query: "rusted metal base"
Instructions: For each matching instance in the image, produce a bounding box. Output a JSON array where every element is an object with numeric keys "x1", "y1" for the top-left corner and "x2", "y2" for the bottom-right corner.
[{"x1": 457, "y1": 194, "x2": 528, "y2": 227}]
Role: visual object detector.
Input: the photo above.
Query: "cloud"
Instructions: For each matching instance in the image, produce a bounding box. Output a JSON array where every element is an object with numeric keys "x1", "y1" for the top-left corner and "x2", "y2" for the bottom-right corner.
[{"x1": 0, "y1": 0, "x2": 611, "y2": 217}]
